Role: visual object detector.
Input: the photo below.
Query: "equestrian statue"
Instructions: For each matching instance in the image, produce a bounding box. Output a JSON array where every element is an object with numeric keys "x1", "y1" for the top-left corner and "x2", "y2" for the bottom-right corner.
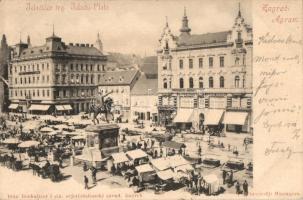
[{"x1": 89, "y1": 91, "x2": 114, "y2": 124}]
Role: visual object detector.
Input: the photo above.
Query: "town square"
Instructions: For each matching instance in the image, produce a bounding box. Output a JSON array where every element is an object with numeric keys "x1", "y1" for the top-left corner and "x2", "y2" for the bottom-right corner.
[{"x1": 0, "y1": 0, "x2": 253, "y2": 198}]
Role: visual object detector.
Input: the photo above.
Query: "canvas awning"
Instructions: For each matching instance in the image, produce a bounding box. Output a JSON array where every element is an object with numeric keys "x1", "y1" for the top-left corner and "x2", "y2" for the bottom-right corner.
[
  {"x1": 55, "y1": 105, "x2": 72, "y2": 111},
  {"x1": 8, "y1": 104, "x2": 19, "y2": 109},
  {"x1": 150, "y1": 158, "x2": 171, "y2": 171},
  {"x1": 111, "y1": 152, "x2": 129, "y2": 164},
  {"x1": 173, "y1": 109, "x2": 194, "y2": 123},
  {"x1": 162, "y1": 141, "x2": 186, "y2": 149},
  {"x1": 157, "y1": 169, "x2": 175, "y2": 180},
  {"x1": 204, "y1": 109, "x2": 224, "y2": 125},
  {"x1": 126, "y1": 149, "x2": 148, "y2": 160},
  {"x1": 224, "y1": 112, "x2": 248, "y2": 125},
  {"x1": 29, "y1": 104, "x2": 50, "y2": 111},
  {"x1": 135, "y1": 164, "x2": 155, "y2": 174}
]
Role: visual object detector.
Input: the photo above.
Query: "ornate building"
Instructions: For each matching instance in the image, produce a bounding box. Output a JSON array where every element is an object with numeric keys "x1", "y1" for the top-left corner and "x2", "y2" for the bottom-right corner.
[
  {"x1": 157, "y1": 6, "x2": 253, "y2": 133},
  {"x1": 8, "y1": 32, "x2": 107, "y2": 114}
]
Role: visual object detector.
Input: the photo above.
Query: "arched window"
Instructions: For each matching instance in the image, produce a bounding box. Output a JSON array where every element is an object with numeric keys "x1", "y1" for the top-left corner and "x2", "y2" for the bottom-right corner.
[
  {"x1": 179, "y1": 78, "x2": 184, "y2": 89},
  {"x1": 220, "y1": 76, "x2": 224, "y2": 88},
  {"x1": 189, "y1": 77, "x2": 194, "y2": 88},
  {"x1": 199, "y1": 77, "x2": 203, "y2": 88},
  {"x1": 235, "y1": 76, "x2": 240, "y2": 88},
  {"x1": 163, "y1": 78, "x2": 167, "y2": 89},
  {"x1": 209, "y1": 77, "x2": 213, "y2": 88},
  {"x1": 242, "y1": 77, "x2": 245, "y2": 88},
  {"x1": 235, "y1": 57, "x2": 240, "y2": 65}
]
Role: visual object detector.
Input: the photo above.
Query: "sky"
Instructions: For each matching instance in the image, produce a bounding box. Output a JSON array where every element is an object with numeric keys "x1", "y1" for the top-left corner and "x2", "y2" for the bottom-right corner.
[{"x1": 0, "y1": 0, "x2": 252, "y2": 56}]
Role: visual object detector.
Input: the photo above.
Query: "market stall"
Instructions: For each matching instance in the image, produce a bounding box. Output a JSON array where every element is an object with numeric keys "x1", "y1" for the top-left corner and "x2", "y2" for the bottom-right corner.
[
  {"x1": 126, "y1": 149, "x2": 149, "y2": 166},
  {"x1": 203, "y1": 174, "x2": 220, "y2": 195},
  {"x1": 135, "y1": 164, "x2": 156, "y2": 183}
]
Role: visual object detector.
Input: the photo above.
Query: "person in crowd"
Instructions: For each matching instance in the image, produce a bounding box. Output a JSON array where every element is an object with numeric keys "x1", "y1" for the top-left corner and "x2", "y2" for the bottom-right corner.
[
  {"x1": 83, "y1": 162, "x2": 88, "y2": 172},
  {"x1": 84, "y1": 175, "x2": 89, "y2": 190},
  {"x1": 91, "y1": 166, "x2": 97, "y2": 185},
  {"x1": 198, "y1": 145, "x2": 202, "y2": 156},
  {"x1": 154, "y1": 150, "x2": 158, "y2": 158},
  {"x1": 143, "y1": 141, "x2": 147, "y2": 150},
  {"x1": 151, "y1": 140, "x2": 155, "y2": 147},
  {"x1": 111, "y1": 164, "x2": 116, "y2": 175},
  {"x1": 222, "y1": 169, "x2": 227, "y2": 185},
  {"x1": 235, "y1": 181, "x2": 241, "y2": 194},
  {"x1": 243, "y1": 180, "x2": 248, "y2": 196},
  {"x1": 229, "y1": 170, "x2": 234, "y2": 185},
  {"x1": 160, "y1": 148, "x2": 163, "y2": 157},
  {"x1": 178, "y1": 148, "x2": 182, "y2": 155}
]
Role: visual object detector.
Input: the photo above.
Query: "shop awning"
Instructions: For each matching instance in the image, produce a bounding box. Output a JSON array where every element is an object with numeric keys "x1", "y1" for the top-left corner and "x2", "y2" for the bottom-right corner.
[
  {"x1": 173, "y1": 109, "x2": 194, "y2": 123},
  {"x1": 29, "y1": 104, "x2": 50, "y2": 111},
  {"x1": 55, "y1": 105, "x2": 73, "y2": 111},
  {"x1": 157, "y1": 169, "x2": 175, "y2": 180},
  {"x1": 150, "y1": 158, "x2": 171, "y2": 171},
  {"x1": 8, "y1": 104, "x2": 19, "y2": 109},
  {"x1": 224, "y1": 112, "x2": 248, "y2": 125},
  {"x1": 111, "y1": 152, "x2": 129, "y2": 164},
  {"x1": 135, "y1": 164, "x2": 155, "y2": 174},
  {"x1": 204, "y1": 109, "x2": 224, "y2": 125},
  {"x1": 162, "y1": 141, "x2": 186, "y2": 149},
  {"x1": 126, "y1": 149, "x2": 148, "y2": 160}
]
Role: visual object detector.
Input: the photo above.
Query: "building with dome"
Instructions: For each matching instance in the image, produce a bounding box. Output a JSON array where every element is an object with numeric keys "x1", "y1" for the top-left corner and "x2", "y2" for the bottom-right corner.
[{"x1": 157, "y1": 5, "x2": 253, "y2": 133}]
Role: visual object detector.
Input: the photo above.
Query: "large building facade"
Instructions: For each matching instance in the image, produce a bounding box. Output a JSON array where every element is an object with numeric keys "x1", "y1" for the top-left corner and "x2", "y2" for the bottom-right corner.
[
  {"x1": 8, "y1": 33, "x2": 107, "y2": 114},
  {"x1": 157, "y1": 7, "x2": 253, "y2": 133}
]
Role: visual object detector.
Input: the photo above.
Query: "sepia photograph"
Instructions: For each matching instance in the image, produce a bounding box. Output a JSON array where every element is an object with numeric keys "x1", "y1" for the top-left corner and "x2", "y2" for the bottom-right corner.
[{"x1": 1, "y1": 0, "x2": 300, "y2": 199}]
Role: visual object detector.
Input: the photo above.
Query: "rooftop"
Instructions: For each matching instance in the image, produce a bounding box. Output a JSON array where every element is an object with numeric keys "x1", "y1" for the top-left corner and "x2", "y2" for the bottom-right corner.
[
  {"x1": 98, "y1": 69, "x2": 139, "y2": 86},
  {"x1": 131, "y1": 73, "x2": 158, "y2": 95},
  {"x1": 177, "y1": 31, "x2": 231, "y2": 47}
]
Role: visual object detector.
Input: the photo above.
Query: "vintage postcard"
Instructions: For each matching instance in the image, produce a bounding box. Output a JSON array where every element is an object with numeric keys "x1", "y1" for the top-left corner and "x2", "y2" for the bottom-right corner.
[{"x1": 0, "y1": 0, "x2": 302, "y2": 199}]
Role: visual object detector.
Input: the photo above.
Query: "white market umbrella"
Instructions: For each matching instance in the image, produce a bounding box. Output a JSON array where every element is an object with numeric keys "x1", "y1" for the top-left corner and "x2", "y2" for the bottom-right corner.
[
  {"x1": 40, "y1": 127, "x2": 54, "y2": 132},
  {"x1": 2, "y1": 138, "x2": 20, "y2": 144},
  {"x1": 18, "y1": 140, "x2": 40, "y2": 148}
]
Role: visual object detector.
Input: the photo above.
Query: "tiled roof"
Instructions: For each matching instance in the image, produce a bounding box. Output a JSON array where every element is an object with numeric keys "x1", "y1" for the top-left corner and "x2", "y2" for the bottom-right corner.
[
  {"x1": 66, "y1": 45, "x2": 103, "y2": 56},
  {"x1": 140, "y1": 56, "x2": 158, "y2": 75},
  {"x1": 98, "y1": 69, "x2": 139, "y2": 86},
  {"x1": 177, "y1": 31, "x2": 231, "y2": 47},
  {"x1": 131, "y1": 73, "x2": 158, "y2": 95}
]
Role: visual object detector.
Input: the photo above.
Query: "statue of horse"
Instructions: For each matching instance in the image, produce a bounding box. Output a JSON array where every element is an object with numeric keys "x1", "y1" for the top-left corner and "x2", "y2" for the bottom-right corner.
[{"x1": 89, "y1": 97, "x2": 114, "y2": 124}]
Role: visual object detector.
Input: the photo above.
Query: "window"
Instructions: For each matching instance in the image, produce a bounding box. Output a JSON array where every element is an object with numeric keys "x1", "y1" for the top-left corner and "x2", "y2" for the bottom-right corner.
[
  {"x1": 209, "y1": 77, "x2": 214, "y2": 88},
  {"x1": 235, "y1": 57, "x2": 240, "y2": 65},
  {"x1": 179, "y1": 78, "x2": 184, "y2": 89},
  {"x1": 235, "y1": 76, "x2": 240, "y2": 88},
  {"x1": 220, "y1": 56, "x2": 224, "y2": 67},
  {"x1": 42, "y1": 76, "x2": 45, "y2": 83},
  {"x1": 199, "y1": 77, "x2": 203, "y2": 88},
  {"x1": 46, "y1": 63, "x2": 49, "y2": 70},
  {"x1": 81, "y1": 64, "x2": 83, "y2": 71},
  {"x1": 28, "y1": 77, "x2": 31, "y2": 84},
  {"x1": 33, "y1": 77, "x2": 35, "y2": 84},
  {"x1": 37, "y1": 90, "x2": 40, "y2": 97},
  {"x1": 90, "y1": 65, "x2": 93, "y2": 71},
  {"x1": 102, "y1": 65, "x2": 105, "y2": 71},
  {"x1": 76, "y1": 64, "x2": 79, "y2": 71},
  {"x1": 55, "y1": 75, "x2": 60, "y2": 84},
  {"x1": 189, "y1": 59, "x2": 193, "y2": 69},
  {"x1": 24, "y1": 78, "x2": 27, "y2": 84},
  {"x1": 42, "y1": 90, "x2": 45, "y2": 97},
  {"x1": 20, "y1": 78, "x2": 22, "y2": 84},
  {"x1": 199, "y1": 58, "x2": 203, "y2": 68},
  {"x1": 20, "y1": 90, "x2": 23, "y2": 96},
  {"x1": 62, "y1": 75, "x2": 66, "y2": 84},
  {"x1": 81, "y1": 74, "x2": 84, "y2": 84},
  {"x1": 47, "y1": 90, "x2": 49, "y2": 97},
  {"x1": 179, "y1": 59, "x2": 183, "y2": 69},
  {"x1": 33, "y1": 90, "x2": 35, "y2": 97},
  {"x1": 86, "y1": 64, "x2": 88, "y2": 71},
  {"x1": 189, "y1": 77, "x2": 194, "y2": 88},
  {"x1": 70, "y1": 64, "x2": 74, "y2": 71},
  {"x1": 37, "y1": 64, "x2": 39, "y2": 71},
  {"x1": 220, "y1": 76, "x2": 224, "y2": 88},
  {"x1": 15, "y1": 78, "x2": 17, "y2": 84},
  {"x1": 91, "y1": 75, "x2": 94, "y2": 83},
  {"x1": 97, "y1": 65, "x2": 100, "y2": 71},
  {"x1": 243, "y1": 77, "x2": 245, "y2": 88},
  {"x1": 209, "y1": 57, "x2": 213, "y2": 67},
  {"x1": 98, "y1": 75, "x2": 101, "y2": 83},
  {"x1": 163, "y1": 78, "x2": 167, "y2": 89},
  {"x1": 86, "y1": 74, "x2": 89, "y2": 84},
  {"x1": 46, "y1": 75, "x2": 49, "y2": 83},
  {"x1": 71, "y1": 74, "x2": 74, "y2": 83},
  {"x1": 63, "y1": 90, "x2": 66, "y2": 98}
]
